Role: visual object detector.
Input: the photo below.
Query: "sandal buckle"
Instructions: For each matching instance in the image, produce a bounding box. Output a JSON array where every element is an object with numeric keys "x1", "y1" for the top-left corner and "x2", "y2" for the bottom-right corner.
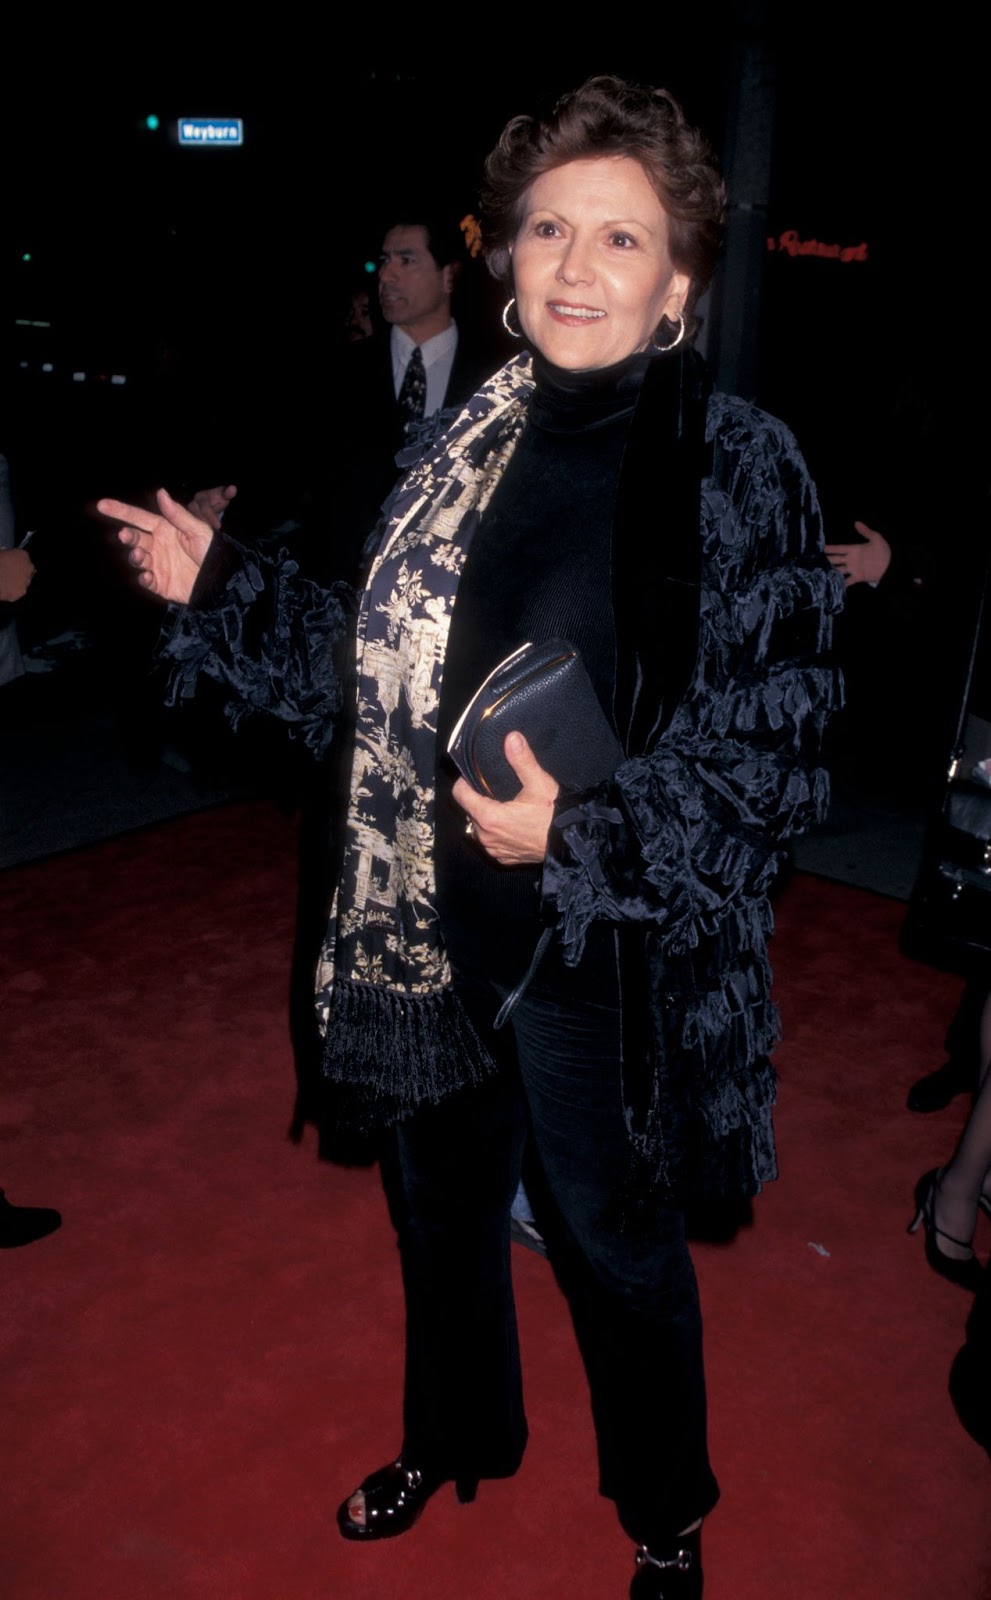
[{"x1": 635, "y1": 1543, "x2": 693, "y2": 1573}]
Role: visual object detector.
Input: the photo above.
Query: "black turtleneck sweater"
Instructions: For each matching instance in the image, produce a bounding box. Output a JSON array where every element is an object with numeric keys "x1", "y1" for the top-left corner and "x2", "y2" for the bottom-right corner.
[{"x1": 435, "y1": 349, "x2": 652, "y2": 994}]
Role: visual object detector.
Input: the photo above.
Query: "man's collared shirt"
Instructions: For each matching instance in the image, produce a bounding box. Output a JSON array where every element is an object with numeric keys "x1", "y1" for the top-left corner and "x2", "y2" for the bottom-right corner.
[{"x1": 390, "y1": 323, "x2": 458, "y2": 419}]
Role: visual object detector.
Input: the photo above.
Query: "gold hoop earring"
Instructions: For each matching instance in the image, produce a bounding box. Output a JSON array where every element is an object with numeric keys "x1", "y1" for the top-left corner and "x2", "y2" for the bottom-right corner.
[
  {"x1": 652, "y1": 311, "x2": 686, "y2": 353},
  {"x1": 502, "y1": 298, "x2": 523, "y2": 339}
]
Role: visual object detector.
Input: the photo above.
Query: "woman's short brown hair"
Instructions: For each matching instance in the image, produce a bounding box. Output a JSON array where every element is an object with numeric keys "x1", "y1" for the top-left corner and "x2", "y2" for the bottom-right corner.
[{"x1": 481, "y1": 75, "x2": 725, "y2": 314}]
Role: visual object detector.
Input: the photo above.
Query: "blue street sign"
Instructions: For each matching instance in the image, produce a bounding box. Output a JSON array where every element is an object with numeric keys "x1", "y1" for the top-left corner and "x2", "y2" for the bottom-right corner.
[{"x1": 178, "y1": 118, "x2": 243, "y2": 147}]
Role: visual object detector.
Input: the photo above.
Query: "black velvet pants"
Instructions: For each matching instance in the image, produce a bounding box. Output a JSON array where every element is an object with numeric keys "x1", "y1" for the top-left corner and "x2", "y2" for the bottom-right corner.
[{"x1": 385, "y1": 969, "x2": 721, "y2": 1545}]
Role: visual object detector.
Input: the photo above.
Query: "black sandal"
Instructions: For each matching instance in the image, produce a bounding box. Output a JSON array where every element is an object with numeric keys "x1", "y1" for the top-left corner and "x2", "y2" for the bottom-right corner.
[
  {"x1": 908, "y1": 1168, "x2": 983, "y2": 1292},
  {"x1": 630, "y1": 1528, "x2": 702, "y2": 1598},
  {"x1": 336, "y1": 1458, "x2": 478, "y2": 1542}
]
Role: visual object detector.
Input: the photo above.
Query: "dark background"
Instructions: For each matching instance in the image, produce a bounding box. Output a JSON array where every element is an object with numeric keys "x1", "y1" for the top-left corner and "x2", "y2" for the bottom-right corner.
[
  {"x1": 2, "y1": 24, "x2": 971, "y2": 516},
  {"x1": 1, "y1": 15, "x2": 984, "y2": 802}
]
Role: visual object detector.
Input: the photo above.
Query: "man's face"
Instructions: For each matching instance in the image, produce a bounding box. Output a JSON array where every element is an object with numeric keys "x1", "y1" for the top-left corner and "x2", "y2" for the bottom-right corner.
[{"x1": 378, "y1": 225, "x2": 454, "y2": 342}]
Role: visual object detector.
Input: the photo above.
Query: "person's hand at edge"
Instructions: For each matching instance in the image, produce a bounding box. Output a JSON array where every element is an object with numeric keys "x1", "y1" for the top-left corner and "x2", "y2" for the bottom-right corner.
[
  {"x1": 825, "y1": 520, "x2": 892, "y2": 587},
  {"x1": 0, "y1": 547, "x2": 35, "y2": 603}
]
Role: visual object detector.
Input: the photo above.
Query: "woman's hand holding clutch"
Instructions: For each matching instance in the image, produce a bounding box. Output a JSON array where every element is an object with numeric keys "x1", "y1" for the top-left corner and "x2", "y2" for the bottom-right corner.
[{"x1": 454, "y1": 732, "x2": 559, "y2": 865}]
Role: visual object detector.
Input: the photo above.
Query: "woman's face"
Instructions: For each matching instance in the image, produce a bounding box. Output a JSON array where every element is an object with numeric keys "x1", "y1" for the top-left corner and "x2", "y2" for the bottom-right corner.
[{"x1": 510, "y1": 156, "x2": 690, "y2": 371}]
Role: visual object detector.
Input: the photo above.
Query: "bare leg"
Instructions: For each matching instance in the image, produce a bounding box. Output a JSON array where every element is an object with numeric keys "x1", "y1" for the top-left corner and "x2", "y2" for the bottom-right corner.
[{"x1": 935, "y1": 989, "x2": 991, "y2": 1258}]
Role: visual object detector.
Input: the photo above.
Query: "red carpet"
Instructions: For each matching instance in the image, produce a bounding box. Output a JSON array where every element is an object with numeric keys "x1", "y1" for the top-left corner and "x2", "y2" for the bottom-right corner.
[{"x1": 3, "y1": 800, "x2": 989, "y2": 1599}]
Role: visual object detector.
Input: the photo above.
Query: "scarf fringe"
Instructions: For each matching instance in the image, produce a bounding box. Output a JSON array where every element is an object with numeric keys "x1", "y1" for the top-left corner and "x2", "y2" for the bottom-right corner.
[{"x1": 319, "y1": 979, "x2": 499, "y2": 1132}]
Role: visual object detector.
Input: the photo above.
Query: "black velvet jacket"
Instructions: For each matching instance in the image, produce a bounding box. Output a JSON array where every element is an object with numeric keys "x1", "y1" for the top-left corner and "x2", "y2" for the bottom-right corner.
[{"x1": 160, "y1": 348, "x2": 844, "y2": 1204}]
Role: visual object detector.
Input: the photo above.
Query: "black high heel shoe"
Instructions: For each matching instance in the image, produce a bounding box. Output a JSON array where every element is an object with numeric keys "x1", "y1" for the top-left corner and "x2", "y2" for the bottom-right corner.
[
  {"x1": 336, "y1": 1458, "x2": 478, "y2": 1542},
  {"x1": 908, "y1": 1168, "x2": 983, "y2": 1292},
  {"x1": 630, "y1": 1528, "x2": 702, "y2": 1598}
]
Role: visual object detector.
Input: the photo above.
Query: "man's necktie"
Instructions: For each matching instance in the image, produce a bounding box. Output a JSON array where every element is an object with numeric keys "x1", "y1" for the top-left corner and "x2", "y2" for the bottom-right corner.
[{"x1": 398, "y1": 345, "x2": 427, "y2": 436}]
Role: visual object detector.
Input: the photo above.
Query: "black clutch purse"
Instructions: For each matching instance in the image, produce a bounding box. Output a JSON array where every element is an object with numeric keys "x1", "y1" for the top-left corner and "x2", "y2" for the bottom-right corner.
[{"x1": 447, "y1": 638, "x2": 624, "y2": 801}]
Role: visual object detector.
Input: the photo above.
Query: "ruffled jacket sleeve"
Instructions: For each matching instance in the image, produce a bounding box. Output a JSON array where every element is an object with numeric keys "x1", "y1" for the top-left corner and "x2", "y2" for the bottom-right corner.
[
  {"x1": 156, "y1": 532, "x2": 353, "y2": 760},
  {"x1": 543, "y1": 395, "x2": 845, "y2": 963}
]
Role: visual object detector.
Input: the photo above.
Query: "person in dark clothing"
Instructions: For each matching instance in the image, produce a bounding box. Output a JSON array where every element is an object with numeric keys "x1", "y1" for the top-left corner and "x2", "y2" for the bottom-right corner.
[
  {"x1": 97, "y1": 77, "x2": 842, "y2": 1599},
  {"x1": 335, "y1": 208, "x2": 504, "y2": 579},
  {"x1": 0, "y1": 453, "x2": 35, "y2": 686},
  {"x1": 907, "y1": 978, "x2": 985, "y2": 1112},
  {"x1": 189, "y1": 208, "x2": 502, "y2": 591},
  {"x1": 821, "y1": 525, "x2": 985, "y2": 1117},
  {"x1": 906, "y1": 601, "x2": 991, "y2": 1285},
  {"x1": 950, "y1": 1261, "x2": 991, "y2": 1455}
]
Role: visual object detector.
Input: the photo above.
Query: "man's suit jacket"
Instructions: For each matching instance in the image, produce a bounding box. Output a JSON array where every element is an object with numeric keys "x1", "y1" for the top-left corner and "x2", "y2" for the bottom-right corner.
[
  {"x1": 210, "y1": 327, "x2": 500, "y2": 591},
  {"x1": 335, "y1": 329, "x2": 498, "y2": 583}
]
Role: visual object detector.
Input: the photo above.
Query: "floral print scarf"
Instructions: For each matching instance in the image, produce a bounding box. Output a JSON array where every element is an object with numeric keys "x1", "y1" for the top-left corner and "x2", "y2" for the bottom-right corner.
[{"x1": 315, "y1": 354, "x2": 534, "y2": 1128}]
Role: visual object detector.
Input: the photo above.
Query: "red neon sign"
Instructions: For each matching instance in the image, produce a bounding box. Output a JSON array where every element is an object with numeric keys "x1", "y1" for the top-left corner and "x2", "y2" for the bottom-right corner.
[{"x1": 767, "y1": 230, "x2": 869, "y2": 263}]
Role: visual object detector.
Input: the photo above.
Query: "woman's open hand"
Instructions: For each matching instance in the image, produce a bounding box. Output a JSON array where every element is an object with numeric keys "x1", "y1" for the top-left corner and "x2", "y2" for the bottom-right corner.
[
  {"x1": 96, "y1": 487, "x2": 214, "y2": 605},
  {"x1": 454, "y1": 732, "x2": 559, "y2": 865}
]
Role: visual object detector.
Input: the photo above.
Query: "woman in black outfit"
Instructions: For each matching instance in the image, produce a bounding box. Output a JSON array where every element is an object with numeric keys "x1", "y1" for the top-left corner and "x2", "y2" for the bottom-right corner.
[{"x1": 99, "y1": 77, "x2": 842, "y2": 1600}]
